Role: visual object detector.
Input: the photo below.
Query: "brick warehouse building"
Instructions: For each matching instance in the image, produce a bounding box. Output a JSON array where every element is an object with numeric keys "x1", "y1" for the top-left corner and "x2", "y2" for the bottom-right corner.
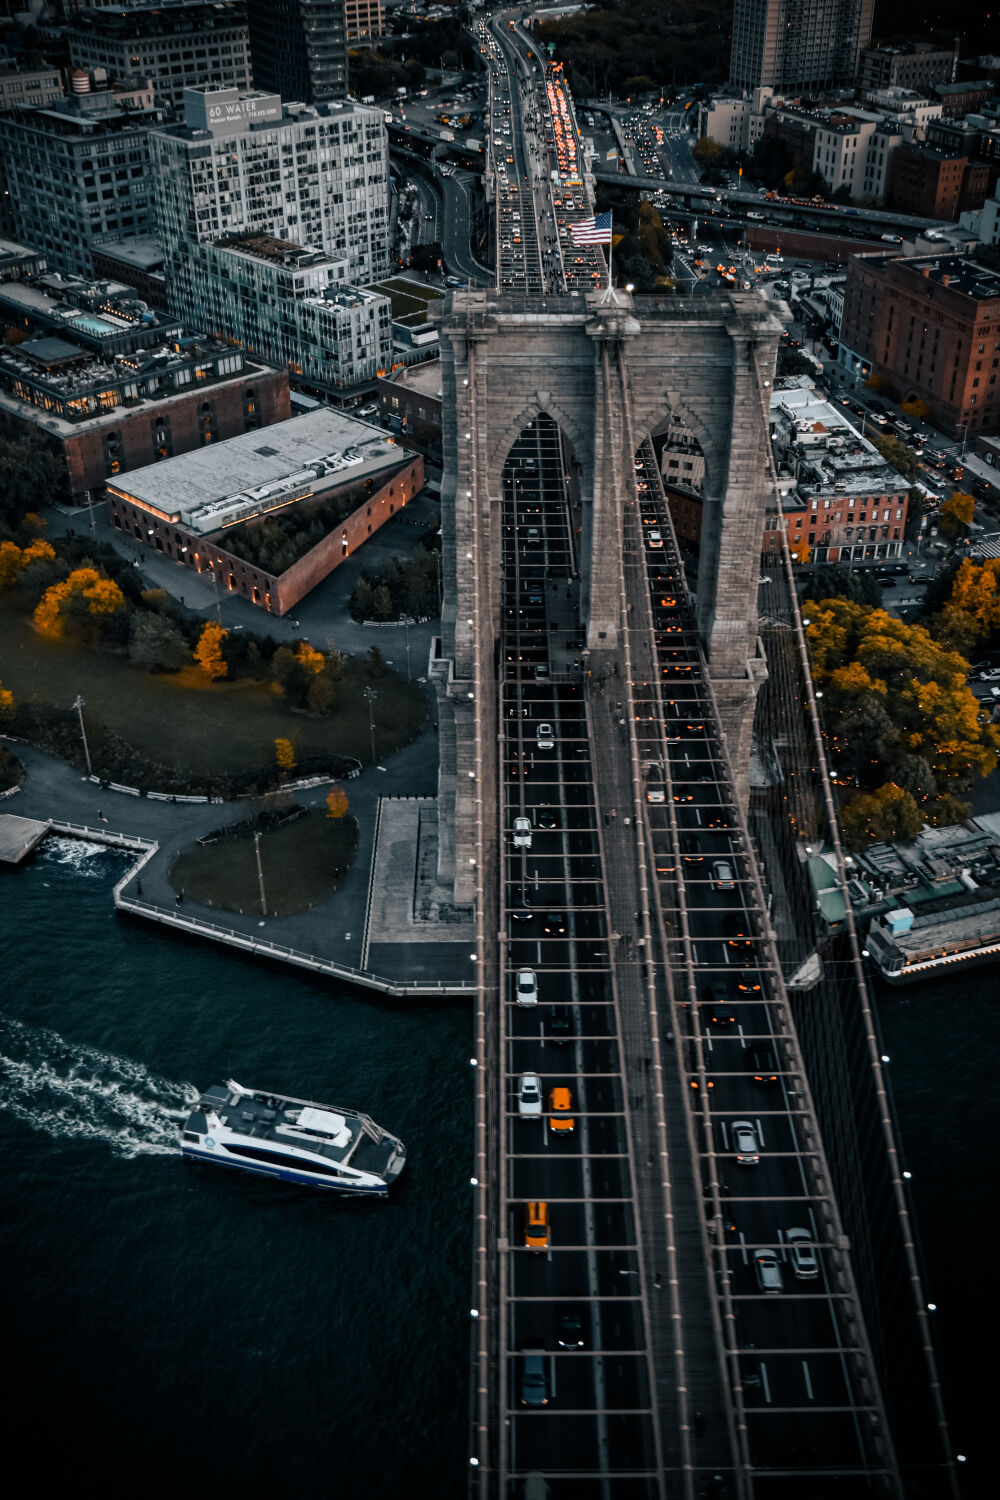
[
  {"x1": 107, "y1": 407, "x2": 424, "y2": 616},
  {"x1": 840, "y1": 252, "x2": 1000, "y2": 438}
]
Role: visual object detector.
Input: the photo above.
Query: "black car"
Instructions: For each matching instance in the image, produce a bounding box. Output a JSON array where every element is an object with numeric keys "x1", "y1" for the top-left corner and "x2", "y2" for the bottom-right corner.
[
  {"x1": 543, "y1": 910, "x2": 566, "y2": 935},
  {"x1": 557, "y1": 1310, "x2": 585, "y2": 1348},
  {"x1": 548, "y1": 1004, "x2": 573, "y2": 1044},
  {"x1": 701, "y1": 980, "x2": 735, "y2": 1026},
  {"x1": 681, "y1": 833, "x2": 703, "y2": 861},
  {"x1": 748, "y1": 1044, "x2": 779, "y2": 1085},
  {"x1": 536, "y1": 809, "x2": 559, "y2": 829}
]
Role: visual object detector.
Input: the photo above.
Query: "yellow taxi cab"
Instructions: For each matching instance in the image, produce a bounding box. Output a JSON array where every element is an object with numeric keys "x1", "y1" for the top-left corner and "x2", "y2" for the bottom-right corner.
[
  {"x1": 548, "y1": 1086, "x2": 575, "y2": 1133},
  {"x1": 525, "y1": 1200, "x2": 550, "y2": 1250}
]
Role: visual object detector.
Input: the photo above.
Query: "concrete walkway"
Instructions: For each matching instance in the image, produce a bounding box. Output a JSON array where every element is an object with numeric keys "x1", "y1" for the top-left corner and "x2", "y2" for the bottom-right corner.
[{"x1": 3, "y1": 729, "x2": 473, "y2": 997}]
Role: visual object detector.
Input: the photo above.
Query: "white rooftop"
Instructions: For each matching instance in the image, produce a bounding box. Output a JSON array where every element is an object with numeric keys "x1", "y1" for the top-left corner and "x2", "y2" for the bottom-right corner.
[{"x1": 110, "y1": 408, "x2": 408, "y2": 532}]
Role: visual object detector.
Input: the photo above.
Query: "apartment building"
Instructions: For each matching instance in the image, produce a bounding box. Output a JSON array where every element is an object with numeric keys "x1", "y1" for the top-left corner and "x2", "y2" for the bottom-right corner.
[
  {"x1": 345, "y1": 0, "x2": 384, "y2": 43},
  {"x1": 66, "y1": 2, "x2": 252, "y2": 111},
  {"x1": 858, "y1": 41, "x2": 959, "y2": 97},
  {"x1": 886, "y1": 142, "x2": 989, "y2": 221},
  {"x1": 246, "y1": 0, "x2": 347, "y2": 104},
  {"x1": 765, "y1": 382, "x2": 910, "y2": 563},
  {"x1": 729, "y1": 0, "x2": 873, "y2": 93},
  {"x1": 0, "y1": 89, "x2": 160, "y2": 277},
  {"x1": 0, "y1": 268, "x2": 288, "y2": 497},
  {"x1": 0, "y1": 64, "x2": 62, "y2": 112},
  {"x1": 151, "y1": 85, "x2": 389, "y2": 286},
  {"x1": 840, "y1": 253, "x2": 1000, "y2": 437}
]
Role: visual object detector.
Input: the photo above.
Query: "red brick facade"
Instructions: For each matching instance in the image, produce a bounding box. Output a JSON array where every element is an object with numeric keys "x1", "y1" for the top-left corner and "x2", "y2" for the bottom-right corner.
[
  {"x1": 886, "y1": 143, "x2": 989, "y2": 221},
  {"x1": 110, "y1": 455, "x2": 425, "y2": 616},
  {"x1": 840, "y1": 256, "x2": 1000, "y2": 438},
  {"x1": 8, "y1": 366, "x2": 290, "y2": 500}
]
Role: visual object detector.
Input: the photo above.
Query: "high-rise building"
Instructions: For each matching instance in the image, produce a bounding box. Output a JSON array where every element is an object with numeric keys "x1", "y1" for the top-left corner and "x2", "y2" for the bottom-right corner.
[
  {"x1": 0, "y1": 89, "x2": 160, "y2": 277},
  {"x1": 729, "y1": 0, "x2": 874, "y2": 94},
  {"x1": 344, "y1": 0, "x2": 384, "y2": 44},
  {"x1": 245, "y1": 0, "x2": 347, "y2": 104},
  {"x1": 151, "y1": 85, "x2": 388, "y2": 284},
  {"x1": 66, "y1": 2, "x2": 252, "y2": 113},
  {"x1": 150, "y1": 86, "x2": 392, "y2": 391}
]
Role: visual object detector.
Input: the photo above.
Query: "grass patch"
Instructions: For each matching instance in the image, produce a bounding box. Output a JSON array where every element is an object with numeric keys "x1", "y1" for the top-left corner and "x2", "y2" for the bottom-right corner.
[
  {"x1": 368, "y1": 278, "x2": 442, "y2": 323},
  {"x1": 0, "y1": 598, "x2": 426, "y2": 779},
  {"x1": 169, "y1": 809, "x2": 357, "y2": 916}
]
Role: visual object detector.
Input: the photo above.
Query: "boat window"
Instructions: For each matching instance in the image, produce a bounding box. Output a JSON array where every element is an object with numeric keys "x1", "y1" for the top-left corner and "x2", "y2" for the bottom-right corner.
[{"x1": 222, "y1": 1143, "x2": 345, "y2": 1177}]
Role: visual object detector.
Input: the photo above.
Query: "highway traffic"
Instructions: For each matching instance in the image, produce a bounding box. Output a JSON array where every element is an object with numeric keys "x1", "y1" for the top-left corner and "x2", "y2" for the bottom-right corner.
[{"x1": 468, "y1": 6, "x2": 900, "y2": 1494}]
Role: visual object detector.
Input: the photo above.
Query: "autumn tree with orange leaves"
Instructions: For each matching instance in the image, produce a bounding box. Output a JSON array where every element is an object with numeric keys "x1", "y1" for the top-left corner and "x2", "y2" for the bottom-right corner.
[
  {"x1": 804, "y1": 597, "x2": 999, "y2": 841},
  {"x1": 33, "y1": 567, "x2": 125, "y2": 638},
  {"x1": 325, "y1": 785, "x2": 349, "y2": 819},
  {"x1": 194, "y1": 621, "x2": 228, "y2": 679}
]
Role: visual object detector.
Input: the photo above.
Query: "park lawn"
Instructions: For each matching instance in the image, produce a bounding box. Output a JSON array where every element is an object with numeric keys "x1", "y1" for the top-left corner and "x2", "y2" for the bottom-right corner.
[
  {"x1": 0, "y1": 600, "x2": 426, "y2": 775},
  {"x1": 368, "y1": 278, "x2": 442, "y2": 323},
  {"x1": 169, "y1": 810, "x2": 357, "y2": 917}
]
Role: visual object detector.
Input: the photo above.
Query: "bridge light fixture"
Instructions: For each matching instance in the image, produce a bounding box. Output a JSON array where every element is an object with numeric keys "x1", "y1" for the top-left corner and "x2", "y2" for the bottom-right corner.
[
  {"x1": 470, "y1": 1177, "x2": 478, "y2": 1186},
  {"x1": 927, "y1": 1302, "x2": 937, "y2": 1311},
  {"x1": 470, "y1": 1458, "x2": 480, "y2": 1467},
  {"x1": 903, "y1": 1170, "x2": 912, "y2": 1179},
  {"x1": 815, "y1": 690, "x2": 823, "y2": 699},
  {"x1": 470, "y1": 1306, "x2": 479, "y2": 1316},
  {"x1": 881, "y1": 1054, "x2": 890, "y2": 1063}
]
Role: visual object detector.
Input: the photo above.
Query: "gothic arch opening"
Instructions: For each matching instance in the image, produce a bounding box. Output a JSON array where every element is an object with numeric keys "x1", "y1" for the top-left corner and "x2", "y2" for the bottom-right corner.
[
  {"x1": 498, "y1": 413, "x2": 585, "y2": 675},
  {"x1": 644, "y1": 413, "x2": 708, "y2": 575}
]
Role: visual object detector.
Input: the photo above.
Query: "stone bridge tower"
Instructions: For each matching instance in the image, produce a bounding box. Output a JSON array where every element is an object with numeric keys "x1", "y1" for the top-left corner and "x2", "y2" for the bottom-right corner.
[{"x1": 432, "y1": 288, "x2": 782, "y2": 902}]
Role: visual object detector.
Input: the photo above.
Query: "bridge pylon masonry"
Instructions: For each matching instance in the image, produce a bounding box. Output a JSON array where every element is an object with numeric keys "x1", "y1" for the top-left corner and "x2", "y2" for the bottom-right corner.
[{"x1": 432, "y1": 287, "x2": 783, "y2": 900}]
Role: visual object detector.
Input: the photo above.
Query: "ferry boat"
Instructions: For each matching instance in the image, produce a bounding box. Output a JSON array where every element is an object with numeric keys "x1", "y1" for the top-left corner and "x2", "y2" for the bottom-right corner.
[{"x1": 180, "y1": 1080, "x2": 406, "y2": 1194}]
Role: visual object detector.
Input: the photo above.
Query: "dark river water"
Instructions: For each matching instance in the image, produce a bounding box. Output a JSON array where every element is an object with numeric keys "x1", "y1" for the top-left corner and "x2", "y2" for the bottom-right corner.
[
  {"x1": 0, "y1": 839, "x2": 472, "y2": 1498},
  {"x1": 1, "y1": 839, "x2": 992, "y2": 1495}
]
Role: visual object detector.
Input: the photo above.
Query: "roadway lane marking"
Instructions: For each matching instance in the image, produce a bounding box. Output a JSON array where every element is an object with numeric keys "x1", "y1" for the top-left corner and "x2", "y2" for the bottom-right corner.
[
  {"x1": 755, "y1": 1116, "x2": 766, "y2": 1148},
  {"x1": 802, "y1": 1360, "x2": 814, "y2": 1400},
  {"x1": 738, "y1": 1232, "x2": 748, "y2": 1266},
  {"x1": 761, "y1": 1362, "x2": 772, "y2": 1404}
]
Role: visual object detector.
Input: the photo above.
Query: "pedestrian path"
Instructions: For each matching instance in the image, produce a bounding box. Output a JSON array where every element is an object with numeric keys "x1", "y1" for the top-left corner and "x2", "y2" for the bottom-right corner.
[{"x1": 3, "y1": 735, "x2": 473, "y2": 998}]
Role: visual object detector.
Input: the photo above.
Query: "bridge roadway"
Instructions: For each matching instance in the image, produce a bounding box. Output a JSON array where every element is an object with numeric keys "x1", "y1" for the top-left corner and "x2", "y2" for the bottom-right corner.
[{"x1": 467, "y1": 8, "x2": 903, "y2": 1496}]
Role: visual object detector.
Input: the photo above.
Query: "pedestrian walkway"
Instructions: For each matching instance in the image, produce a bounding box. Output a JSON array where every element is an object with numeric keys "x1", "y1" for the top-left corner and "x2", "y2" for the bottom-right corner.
[{"x1": 3, "y1": 733, "x2": 473, "y2": 998}]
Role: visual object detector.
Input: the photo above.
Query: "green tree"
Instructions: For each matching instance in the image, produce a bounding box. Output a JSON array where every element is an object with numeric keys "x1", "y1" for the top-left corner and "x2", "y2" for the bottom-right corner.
[
  {"x1": 806, "y1": 563, "x2": 881, "y2": 608},
  {"x1": 371, "y1": 584, "x2": 393, "y2": 620},
  {"x1": 129, "y1": 612, "x2": 189, "y2": 672},
  {"x1": 869, "y1": 432, "x2": 921, "y2": 485},
  {"x1": 693, "y1": 136, "x2": 721, "y2": 161},
  {"x1": 307, "y1": 673, "x2": 337, "y2": 715},
  {"x1": 840, "y1": 784, "x2": 924, "y2": 849}
]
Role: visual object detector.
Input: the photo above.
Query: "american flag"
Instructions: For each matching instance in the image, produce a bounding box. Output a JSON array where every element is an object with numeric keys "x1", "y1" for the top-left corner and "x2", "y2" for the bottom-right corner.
[{"x1": 570, "y1": 211, "x2": 612, "y2": 245}]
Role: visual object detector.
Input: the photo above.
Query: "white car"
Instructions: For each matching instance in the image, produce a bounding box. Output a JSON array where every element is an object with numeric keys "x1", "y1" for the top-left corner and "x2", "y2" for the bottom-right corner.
[
  {"x1": 786, "y1": 1227, "x2": 820, "y2": 1279},
  {"x1": 515, "y1": 969, "x2": 538, "y2": 1007},
  {"x1": 513, "y1": 816, "x2": 532, "y2": 848},
  {"x1": 731, "y1": 1119, "x2": 760, "y2": 1165},
  {"x1": 754, "y1": 1249, "x2": 783, "y2": 1293},
  {"x1": 517, "y1": 1073, "x2": 543, "y2": 1117},
  {"x1": 647, "y1": 528, "x2": 663, "y2": 549},
  {"x1": 536, "y1": 722, "x2": 555, "y2": 750},
  {"x1": 713, "y1": 860, "x2": 736, "y2": 890}
]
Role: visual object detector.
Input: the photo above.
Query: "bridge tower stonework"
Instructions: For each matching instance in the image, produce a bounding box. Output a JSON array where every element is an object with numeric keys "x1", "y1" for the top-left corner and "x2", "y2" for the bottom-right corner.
[{"x1": 433, "y1": 289, "x2": 782, "y2": 902}]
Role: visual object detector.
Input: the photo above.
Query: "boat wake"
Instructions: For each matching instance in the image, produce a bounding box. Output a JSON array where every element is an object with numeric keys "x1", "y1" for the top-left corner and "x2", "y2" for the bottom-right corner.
[{"x1": 0, "y1": 1016, "x2": 198, "y2": 1158}]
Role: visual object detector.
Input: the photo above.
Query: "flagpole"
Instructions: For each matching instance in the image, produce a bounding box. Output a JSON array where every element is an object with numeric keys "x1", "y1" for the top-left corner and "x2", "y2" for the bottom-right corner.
[{"x1": 606, "y1": 215, "x2": 613, "y2": 293}]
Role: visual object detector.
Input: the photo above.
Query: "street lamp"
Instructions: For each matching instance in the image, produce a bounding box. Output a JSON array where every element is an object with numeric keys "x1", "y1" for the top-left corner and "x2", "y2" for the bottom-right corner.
[
  {"x1": 364, "y1": 686, "x2": 379, "y2": 767},
  {"x1": 72, "y1": 695, "x2": 93, "y2": 778},
  {"x1": 399, "y1": 613, "x2": 412, "y2": 683}
]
